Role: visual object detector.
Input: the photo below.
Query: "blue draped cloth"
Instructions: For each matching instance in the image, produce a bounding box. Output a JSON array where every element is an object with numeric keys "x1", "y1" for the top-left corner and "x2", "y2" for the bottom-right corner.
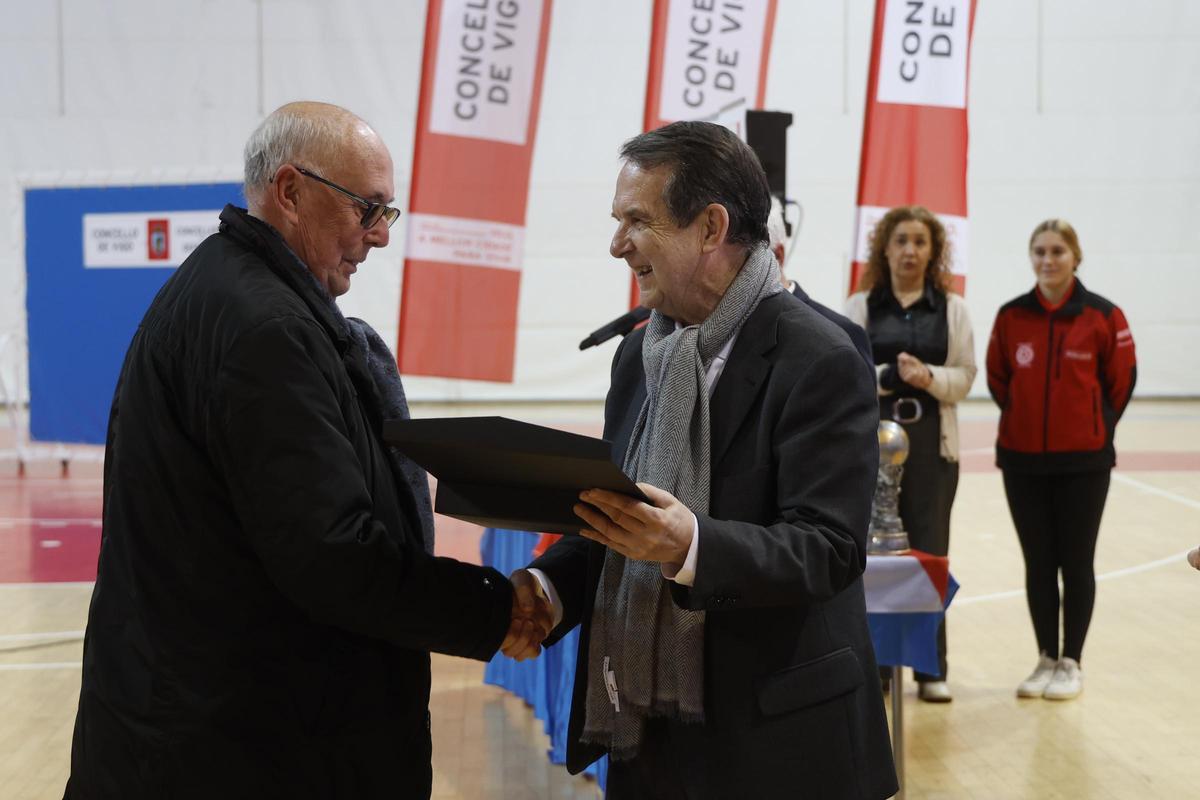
[
  {"x1": 480, "y1": 530, "x2": 957, "y2": 787},
  {"x1": 867, "y1": 576, "x2": 959, "y2": 677},
  {"x1": 480, "y1": 529, "x2": 608, "y2": 790}
]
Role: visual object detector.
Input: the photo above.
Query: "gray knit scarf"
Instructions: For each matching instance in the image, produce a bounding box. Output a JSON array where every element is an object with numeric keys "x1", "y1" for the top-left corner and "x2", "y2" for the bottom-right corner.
[{"x1": 581, "y1": 245, "x2": 780, "y2": 760}]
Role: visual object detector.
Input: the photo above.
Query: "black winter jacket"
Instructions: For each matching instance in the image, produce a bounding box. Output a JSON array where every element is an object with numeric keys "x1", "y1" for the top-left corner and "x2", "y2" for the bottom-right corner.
[{"x1": 66, "y1": 206, "x2": 513, "y2": 799}]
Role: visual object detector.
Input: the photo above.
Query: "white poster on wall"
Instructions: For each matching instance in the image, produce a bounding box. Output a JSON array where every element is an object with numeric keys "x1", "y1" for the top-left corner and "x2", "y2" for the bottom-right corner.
[
  {"x1": 83, "y1": 211, "x2": 220, "y2": 268},
  {"x1": 428, "y1": 0, "x2": 546, "y2": 145},
  {"x1": 876, "y1": 0, "x2": 971, "y2": 109},
  {"x1": 656, "y1": 0, "x2": 773, "y2": 125}
]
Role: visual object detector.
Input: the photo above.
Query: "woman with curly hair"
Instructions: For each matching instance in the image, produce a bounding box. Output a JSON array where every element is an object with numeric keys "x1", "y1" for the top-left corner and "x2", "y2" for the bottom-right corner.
[{"x1": 844, "y1": 206, "x2": 977, "y2": 703}]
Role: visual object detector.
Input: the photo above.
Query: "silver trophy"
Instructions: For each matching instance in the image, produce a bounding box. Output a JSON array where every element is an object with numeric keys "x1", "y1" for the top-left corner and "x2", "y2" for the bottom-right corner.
[{"x1": 868, "y1": 420, "x2": 911, "y2": 555}]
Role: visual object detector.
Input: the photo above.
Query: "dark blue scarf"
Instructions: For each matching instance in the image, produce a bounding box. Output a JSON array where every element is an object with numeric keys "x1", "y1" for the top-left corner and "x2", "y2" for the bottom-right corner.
[{"x1": 344, "y1": 318, "x2": 436, "y2": 555}]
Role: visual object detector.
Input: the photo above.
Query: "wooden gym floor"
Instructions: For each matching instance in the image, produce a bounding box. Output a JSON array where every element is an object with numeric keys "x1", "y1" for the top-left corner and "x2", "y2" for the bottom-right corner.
[{"x1": 2, "y1": 399, "x2": 1198, "y2": 799}]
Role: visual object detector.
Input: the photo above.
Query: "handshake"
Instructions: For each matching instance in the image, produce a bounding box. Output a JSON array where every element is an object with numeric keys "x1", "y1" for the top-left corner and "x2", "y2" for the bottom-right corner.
[{"x1": 499, "y1": 569, "x2": 555, "y2": 661}]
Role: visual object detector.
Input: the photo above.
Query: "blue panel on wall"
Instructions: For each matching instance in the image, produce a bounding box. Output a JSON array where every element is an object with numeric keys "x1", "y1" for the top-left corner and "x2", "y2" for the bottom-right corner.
[{"x1": 25, "y1": 183, "x2": 243, "y2": 444}]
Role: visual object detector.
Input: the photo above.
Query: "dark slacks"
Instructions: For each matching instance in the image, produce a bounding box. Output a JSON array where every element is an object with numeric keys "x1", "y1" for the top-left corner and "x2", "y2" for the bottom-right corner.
[
  {"x1": 604, "y1": 718, "x2": 691, "y2": 800},
  {"x1": 885, "y1": 399, "x2": 959, "y2": 681},
  {"x1": 1002, "y1": 468, "x2": 1111, "y2": 663}
]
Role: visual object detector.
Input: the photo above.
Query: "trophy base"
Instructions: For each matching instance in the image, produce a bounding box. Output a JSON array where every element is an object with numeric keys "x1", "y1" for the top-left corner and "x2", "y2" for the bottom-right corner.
[{"x1": 868, "y1": 531, "x2": 911, "y2": 556}]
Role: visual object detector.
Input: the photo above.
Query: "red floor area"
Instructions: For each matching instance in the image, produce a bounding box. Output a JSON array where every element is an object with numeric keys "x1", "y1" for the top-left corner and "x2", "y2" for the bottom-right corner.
[
  {"x1": 0, "y1": 471, "x2": 103, "y2": 583},
  {"x1": 0, "y1": 466, "x2": 489, "y2": 584},
  {"x1": 2, "y1": 413, "x2": 1194, "y2": 584}
]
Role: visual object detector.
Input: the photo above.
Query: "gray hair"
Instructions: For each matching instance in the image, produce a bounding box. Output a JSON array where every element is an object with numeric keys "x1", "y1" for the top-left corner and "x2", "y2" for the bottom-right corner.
[
  {"x1": 766, "y1": 196, "x2": 787, "y2": 251},
  {"x1": 242, "y1": 103, "x2": 357, "y2": 209}
]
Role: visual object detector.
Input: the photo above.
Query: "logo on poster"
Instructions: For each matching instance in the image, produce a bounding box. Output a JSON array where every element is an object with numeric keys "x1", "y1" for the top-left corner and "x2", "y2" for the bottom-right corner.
[
  {"x1": 876, "y1": 0, "x2": 971, "y2": 109},
  {"x1": 147, "y1": 219, "x2": 170, "y2": 260}
]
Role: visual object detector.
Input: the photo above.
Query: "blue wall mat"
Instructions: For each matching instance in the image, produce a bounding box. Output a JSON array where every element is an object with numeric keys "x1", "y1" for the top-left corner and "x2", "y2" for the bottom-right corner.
[{"x1": 25, "y1": 183, "x2": 243, "y2": 444}]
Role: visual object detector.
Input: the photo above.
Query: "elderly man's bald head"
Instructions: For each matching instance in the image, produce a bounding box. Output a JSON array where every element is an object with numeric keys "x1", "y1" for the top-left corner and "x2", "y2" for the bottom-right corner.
[
  {"x1": 243, "y1": 101, "x2": 383, "y2": 212},
  {"x1": 241, "y1": 101, "x2": 395, "y2": 297}
]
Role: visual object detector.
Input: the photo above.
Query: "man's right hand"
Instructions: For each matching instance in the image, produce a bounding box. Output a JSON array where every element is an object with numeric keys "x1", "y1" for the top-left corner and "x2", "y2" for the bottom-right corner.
[{"x1": 501, "y1": 569, "x2": 554, "y2": 661}]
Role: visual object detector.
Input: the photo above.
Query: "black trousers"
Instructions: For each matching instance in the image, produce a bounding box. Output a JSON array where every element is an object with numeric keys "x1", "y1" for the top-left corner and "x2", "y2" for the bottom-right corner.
[
  {"x1": 604, "y1": 718, "x2": 691, "y2": 800},
  {"x1": 1002, "y1": 469, "x2": 1111, "y2": 663},
  {"x1": 883, "y1": 399, "x2": 959, "y2": 682}
]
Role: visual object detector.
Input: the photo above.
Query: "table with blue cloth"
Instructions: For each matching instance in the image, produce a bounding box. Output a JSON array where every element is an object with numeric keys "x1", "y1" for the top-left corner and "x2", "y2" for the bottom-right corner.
[
  {"x1": 866, "y1": 550, "x2": 958, "y2": 673},
  {"x1": 864, "y1": 550, "x2": 959, "y2": 800},
  {"x1": 479, "y1": 529, "x2": 608, "y2": 791}
]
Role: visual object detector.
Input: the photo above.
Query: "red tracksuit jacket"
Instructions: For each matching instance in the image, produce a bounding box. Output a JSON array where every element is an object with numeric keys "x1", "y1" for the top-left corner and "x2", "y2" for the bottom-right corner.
[{"x1": 987, "y1": 279, "x2": 1136, "y2": 473}]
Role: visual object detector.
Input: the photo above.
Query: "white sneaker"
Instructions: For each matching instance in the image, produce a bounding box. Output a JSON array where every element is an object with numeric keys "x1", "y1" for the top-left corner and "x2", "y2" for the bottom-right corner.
[
  {"x1": 917, "y1": 680, "x2": 952, "y2": 703},
  {"x1": 1042, "y1": 657, "x2": 1083, "y2": 700},
  {"x1": 1016, "y1": 654, "x2": 1058, "y2": 698}
]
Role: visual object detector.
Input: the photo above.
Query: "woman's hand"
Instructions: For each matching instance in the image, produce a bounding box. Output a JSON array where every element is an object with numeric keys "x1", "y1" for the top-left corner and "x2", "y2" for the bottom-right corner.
[{"x1": 897, "y1": 352, "x2": 934, "y2": 390}]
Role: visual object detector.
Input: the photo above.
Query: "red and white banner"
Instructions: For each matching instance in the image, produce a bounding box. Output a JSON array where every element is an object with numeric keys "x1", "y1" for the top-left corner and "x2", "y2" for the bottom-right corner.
[
  {"x1": 850, "y1": 0, "x2": 977, "y2": 295},
  {"x1": 632, "y1": 0, "x2": 779, "y2": 306},
  {"x1": 643, "y1": 0, "x2": 778, "y2": 132},
  {"x1": 397, "y1": 0, "x2": 554, "y2": 382}
]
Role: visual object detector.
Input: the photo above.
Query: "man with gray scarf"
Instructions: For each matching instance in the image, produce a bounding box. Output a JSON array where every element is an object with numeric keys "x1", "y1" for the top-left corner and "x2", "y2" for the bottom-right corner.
[{"x1": 511, "y1": 122, "x2": 897, "y2": 799}]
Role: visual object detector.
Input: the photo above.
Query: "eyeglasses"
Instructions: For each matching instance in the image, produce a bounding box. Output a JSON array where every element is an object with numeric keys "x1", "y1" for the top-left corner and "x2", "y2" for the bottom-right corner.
[{"x1": 293, "y1": 165, "x2": 401, "y2": 230}]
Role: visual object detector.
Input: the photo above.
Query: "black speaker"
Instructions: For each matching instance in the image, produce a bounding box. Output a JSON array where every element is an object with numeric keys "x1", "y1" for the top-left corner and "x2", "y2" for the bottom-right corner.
[{"x1": 745, "y1": 109, "x2": 792, "y2": 202}]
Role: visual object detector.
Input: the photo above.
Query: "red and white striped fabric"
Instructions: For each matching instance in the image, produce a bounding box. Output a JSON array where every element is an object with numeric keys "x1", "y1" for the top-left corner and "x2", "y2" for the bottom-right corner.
[
  {"x1": 849, "y1": 0, "x2": 978, "y2": 296},
  {"x1": 397, "y1": 0, "x2": 554, "y2": 382},
  {"x1": 630, "y1": 0, "x2": 779, "y2": 306},
  {"x1": 863, "y1": 550, "x2": 952, "y2": 614}
]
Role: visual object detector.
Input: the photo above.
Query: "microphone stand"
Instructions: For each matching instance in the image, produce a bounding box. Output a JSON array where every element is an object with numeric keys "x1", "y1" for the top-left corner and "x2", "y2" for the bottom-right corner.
[{"x1": 578, "y1": 306, "x2": 651, "y2": 350}]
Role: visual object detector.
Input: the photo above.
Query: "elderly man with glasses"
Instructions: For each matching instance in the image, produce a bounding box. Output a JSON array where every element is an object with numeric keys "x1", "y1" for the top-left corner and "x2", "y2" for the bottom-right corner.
[{"x1": 64, "y1": 101, "x2": 550, "y2": 800}]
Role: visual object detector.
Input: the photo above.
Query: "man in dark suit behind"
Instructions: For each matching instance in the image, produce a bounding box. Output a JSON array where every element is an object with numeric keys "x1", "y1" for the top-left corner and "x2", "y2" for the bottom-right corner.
[
  {"x1": 768, "y1": 197, "x2": 874, "y2": 368},
  {"x1": 508, "y1": 122, "x2": 897, "y2": 799}
]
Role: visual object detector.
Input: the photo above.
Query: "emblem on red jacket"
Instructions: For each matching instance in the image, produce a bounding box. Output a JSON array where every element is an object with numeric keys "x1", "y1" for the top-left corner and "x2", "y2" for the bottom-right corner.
[{"x1": 1015, "y1": 342, "x2": 1035, "y2": 367}]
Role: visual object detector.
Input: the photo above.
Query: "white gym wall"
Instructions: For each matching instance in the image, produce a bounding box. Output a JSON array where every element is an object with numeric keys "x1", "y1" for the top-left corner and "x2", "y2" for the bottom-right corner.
[{"x1": 0, "y1": 0, "x2": 1196, "y2": 406}]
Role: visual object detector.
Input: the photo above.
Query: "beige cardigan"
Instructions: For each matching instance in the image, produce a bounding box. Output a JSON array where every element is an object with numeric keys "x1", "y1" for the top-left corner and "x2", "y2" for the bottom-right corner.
[{"x1": 844, "y1": 291, "x2": 977, "y2": 462}]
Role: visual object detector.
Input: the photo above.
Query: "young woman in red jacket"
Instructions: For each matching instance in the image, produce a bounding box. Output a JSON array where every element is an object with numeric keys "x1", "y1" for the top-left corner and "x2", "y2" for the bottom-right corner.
[{"x1": 986, "y1": 219, "x2": 1137, "y2": 701}]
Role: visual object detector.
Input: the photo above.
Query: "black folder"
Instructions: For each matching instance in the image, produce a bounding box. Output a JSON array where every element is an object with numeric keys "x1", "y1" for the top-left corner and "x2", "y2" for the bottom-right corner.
[{"x1": 383, "y1": 416, "x2": 647, "y2": 535}]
